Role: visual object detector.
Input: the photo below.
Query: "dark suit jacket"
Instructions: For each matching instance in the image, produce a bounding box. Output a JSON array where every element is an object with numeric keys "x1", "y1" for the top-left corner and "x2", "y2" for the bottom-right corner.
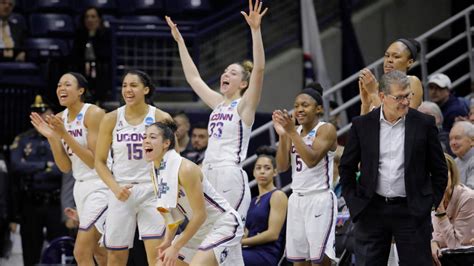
[
  {"x1": 1, "y1": 14, "x2": 27, "y2": 60},
  {"x1": 339, "y1": 107, "x2": 447, "y2": 222}
]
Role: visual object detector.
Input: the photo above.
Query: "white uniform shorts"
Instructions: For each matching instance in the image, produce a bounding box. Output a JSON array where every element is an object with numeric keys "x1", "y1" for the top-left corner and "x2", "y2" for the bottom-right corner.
[
  {"x1": 104, "y1": 182, "x2": 165, "y2": 250},
  {"x1": 176, "y1": 210, "x2": 244, "y2": 265},
  {"x1": 286, "y1": 190, "x2": 337, "y2": 264},
  {"x1": 203, "y1": 164, "x2": 251, "y2": 222},
  {"x1": 73, "y1": 178, "x2": 108, "y2": 234}
]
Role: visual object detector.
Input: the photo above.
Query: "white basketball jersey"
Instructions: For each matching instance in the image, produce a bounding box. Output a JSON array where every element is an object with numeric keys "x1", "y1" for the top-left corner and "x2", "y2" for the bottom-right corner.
[
  {"x1": 111, "y1": 105, "x2": 156, "y2": 183},
  {"x1": 62, "y1": 103, "x2": 98, "y2": 181},
  {"x1": 178, "y1": 175, "x2": 233, "y2": 224},
  {"x1": 203, "y1": 99, "x2": 252, "y2": 166},
  {"x1": 290, "y1": 122, "x2": 334, "y2": 193}
]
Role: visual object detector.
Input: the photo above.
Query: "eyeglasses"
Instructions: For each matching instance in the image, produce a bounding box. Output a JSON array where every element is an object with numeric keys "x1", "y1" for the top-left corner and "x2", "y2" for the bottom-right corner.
[{"x1": 386, "y1": 92, "x2": 414, "y2": 102}]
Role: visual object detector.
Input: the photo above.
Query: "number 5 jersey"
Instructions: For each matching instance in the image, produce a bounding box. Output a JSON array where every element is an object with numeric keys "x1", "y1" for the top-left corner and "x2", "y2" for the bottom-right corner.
[{"x1": 290, "y1": 122, "x2": 335, "y2": 193}]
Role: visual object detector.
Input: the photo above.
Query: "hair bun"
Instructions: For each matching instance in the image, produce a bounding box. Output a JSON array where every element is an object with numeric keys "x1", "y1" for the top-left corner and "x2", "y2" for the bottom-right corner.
[
  {"x1": 255, "y1": 146, "x2": 276, "y2": 157},
  {"x1": 241, "y1": 60, "x2": 253, "y2": 73},
  {"x1": 305, "y1": 82, "x2": 324, "y2": 96},
  {"x1": 162, "y1": 119, "x2": 177, "y2": 133}
]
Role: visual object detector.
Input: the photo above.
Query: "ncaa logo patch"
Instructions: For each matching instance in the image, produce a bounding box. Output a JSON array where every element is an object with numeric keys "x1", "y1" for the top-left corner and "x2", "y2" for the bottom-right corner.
[
  {"x1": 77, "y1": 113, "x2": 83, "y2": 121},
  {"x1": 144, "y1": 117, "x2": 154, "y2": 125}
]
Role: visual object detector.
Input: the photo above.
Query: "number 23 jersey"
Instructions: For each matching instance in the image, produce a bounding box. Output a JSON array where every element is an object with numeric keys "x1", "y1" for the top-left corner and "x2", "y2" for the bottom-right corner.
[
  {"x1": 111, "y1": 105, "x2": 156, "y2": 183},
  {"x1": 203, "y1": 98, "x2": 251, "y2": 166},
  {"x1": 290, "y1": 122, "x2": 334, "y2": 193}
]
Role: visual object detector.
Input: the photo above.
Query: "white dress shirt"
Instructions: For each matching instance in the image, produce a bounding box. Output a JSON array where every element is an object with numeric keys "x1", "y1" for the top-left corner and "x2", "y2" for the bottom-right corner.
[{"x1": 376, "y1": 106, "x2": 406, "y2": 197}]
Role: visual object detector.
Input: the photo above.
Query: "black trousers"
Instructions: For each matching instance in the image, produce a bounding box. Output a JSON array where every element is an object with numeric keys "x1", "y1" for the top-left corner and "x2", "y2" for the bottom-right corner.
[
  {"x1": 353, "y1": 196, "x2": 432, "y2": 266},
  {"x1": 20, "y1": 198, "x2": 68, "y2": 266}
]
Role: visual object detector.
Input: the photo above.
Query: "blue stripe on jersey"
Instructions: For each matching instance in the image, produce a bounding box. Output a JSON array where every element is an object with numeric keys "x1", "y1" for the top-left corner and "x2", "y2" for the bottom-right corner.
[
  {"x1": 236, "y1": 119, "x2": 243, "y2": 164},
  {"x1": 203, "y1": 193, "x2": 226, "y2": 213},
  {"x1": 234, "y1": 169, "x2": 245, "y2": 211},
  {"x1": 198, "y1": 212, "x2": 240, "y2": 250},
  {"x1": 177, "y1": 203, "x2": 187, "y2": 215},
  {"x1": 325, "y1": 154, "x2": 330, "y2": 190},
  {"x1": 78, "y1": 206, "x2": 108, "y2": 231}
]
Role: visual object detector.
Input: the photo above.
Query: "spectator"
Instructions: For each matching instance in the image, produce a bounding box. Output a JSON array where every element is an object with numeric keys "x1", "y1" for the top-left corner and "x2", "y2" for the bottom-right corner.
[
  {"x1": 418, "y1": 101, "x2": 450, "y2": 153},
  {"x1": 0, "y1": 0, "x2": 26, "y2": 62},
  {"x1": 182, "y1": 121, "x2": 208, "y2": 165},
  {"x1": 428, "y1": 73, "x2": 469, "y2": 132},
  {"x1": 70, "y1": 6, "x2": 112, "y2": 104},
  {"x1": 9, "y1": 95, "x2": 68, "y2": 266},
  {"x1": 449, "y1": 121, "x2": 474, "y2": 189},
  {"x1": 172, "y1": 111, "x2": 192, "y2": 153},
  {"x1": 431, "y1": 154, "x2": 474, "y2": 266},
  {"x1": 242, "y1": 146, "x2": 287, "y2": 266}
]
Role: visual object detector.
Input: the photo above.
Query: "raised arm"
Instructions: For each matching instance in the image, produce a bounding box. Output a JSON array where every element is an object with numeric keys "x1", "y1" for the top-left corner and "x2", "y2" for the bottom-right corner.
[
  {"x1": 165, "y1": 16, "x2": 223, "y2": 109},
  {"x1": 242, "y1": 190, "x2": 287, "y2": 246},
  {"x1": 30, "y1": 112, "x2": 71, "y2": 173},
  {"x1": 273, "y1": 111, "x2": 291, "y2": 173},
  {"x1": 238, "y1": 0, "x2": 268, "y2": 125},
  {"x1": 292, "y1": 124, "x2": 337, "y2": 168},
  {"x1": 48, "y1": 106, "x2": 105, "y2": 169}
]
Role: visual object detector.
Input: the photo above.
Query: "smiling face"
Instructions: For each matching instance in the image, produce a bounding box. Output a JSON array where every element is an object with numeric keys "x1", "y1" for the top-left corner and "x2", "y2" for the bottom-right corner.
[
  {"x1": 56, "y1": 74, "x2": 84, "y2": 107},
  {"x1": 219, "y1": 63, "x2": 247, "y2": 98},
  {"x1": 380, "y1": 83, "x2": 411, "y2": 122},
  {"x1": 143, "y1": 125, "x2": 170, "y2": 162},
  {"x1": 253, "y1": 156, "x2": 277, "y2": 187},
  {"x1": 449, "y1": 123, "x2": 473, "y2": 158},
  {"x1": 383, "y1": 41, "x2": 413, "y2": 73},
  {"x1": 294, "y1": 93, "x2": 321, "y2": 126},
  {"x1": 122, "y1": 74, "x2": 149, "y2": 106}
]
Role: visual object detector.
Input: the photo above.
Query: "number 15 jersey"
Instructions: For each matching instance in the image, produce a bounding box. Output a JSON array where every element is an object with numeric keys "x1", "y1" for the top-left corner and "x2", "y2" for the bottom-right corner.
[
  {"x1": 290, "y1": 122, "x2": 334, "y2": 193},
  {"x1": 111, "y1": 105, "x2": 156, "y2": 183},
  {"x1": 203, "y1": 98, "x2": 252, "y2": 166}
]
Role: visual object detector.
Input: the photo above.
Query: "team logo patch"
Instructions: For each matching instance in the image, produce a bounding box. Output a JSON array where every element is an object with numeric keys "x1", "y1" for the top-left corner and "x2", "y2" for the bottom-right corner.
[
  {"x1": 144, "y1": 116, "x2": 154, "y2": 125},
  {"x1": 308, "y1": 129, "x2": 316, "y2": 137},
  {"x1": 76, "y1": 113, "x2": 83, "y2": 121},
  {"x1": 228, "y1": 100, "x2": 238, "y2": 111},
  {"x1": 219, "y1": 247, "x2": 229, "y2": 263}
]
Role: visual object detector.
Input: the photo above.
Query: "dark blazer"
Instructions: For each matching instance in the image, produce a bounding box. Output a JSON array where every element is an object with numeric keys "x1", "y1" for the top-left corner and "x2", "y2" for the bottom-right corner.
[
  {"x1": 8, "y1": 16, "x2": 27, "y2": 51},
  {"x1": 339, "y1": 107, "x2": 447, "y2": 222}
]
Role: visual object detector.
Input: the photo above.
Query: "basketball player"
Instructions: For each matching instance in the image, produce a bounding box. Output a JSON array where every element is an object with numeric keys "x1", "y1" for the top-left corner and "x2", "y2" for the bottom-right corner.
[
  {"x1": 165, "y1": 0, "x2": 268, "y2": 220},
  {"x1": 273, "y1": 83, "x2": 338, "y2": 266}
]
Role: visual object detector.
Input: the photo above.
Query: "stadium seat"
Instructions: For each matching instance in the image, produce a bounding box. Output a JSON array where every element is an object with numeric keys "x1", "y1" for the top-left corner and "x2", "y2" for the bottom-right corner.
[
  {"x1": 9, "y1": 13, "x2": 26, "y2": 28},
  {"x1": 121, "y1": 15, "x2": 162, "y2": 23},
  {"x1": 29, "y1": 14, "x2": 75, "y2": 38},
  {"x1": 40, "y1": 236, "x2": 76, "y2": 265},
  {"x1": 182, "y1": 0, "x2": 212, "y2": 13},
  {"x1": 0, "y1": 62, "x2": 44, "y2": 86},
  {"x1": 24, "y1": 38, "x2": 70, "y2": 60},
  {"x1": 75, "y1": 0, "x2": 118, "y2": 13},
  {"x1": 24, "y1": 0, "x2": 73, "y2": 13},
  {"x1": 117, "y1": 0, "x2": 164, "y2": 15}
]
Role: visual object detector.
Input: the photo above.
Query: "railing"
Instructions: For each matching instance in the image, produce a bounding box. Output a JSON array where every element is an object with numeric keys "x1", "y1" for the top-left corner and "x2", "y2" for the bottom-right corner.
[
  {"x1": 109, "y1": 0, "x2": 300, "y2": 101},
  {"x1": 243, "y1": 4, "x2": 474, "y2": 192}
]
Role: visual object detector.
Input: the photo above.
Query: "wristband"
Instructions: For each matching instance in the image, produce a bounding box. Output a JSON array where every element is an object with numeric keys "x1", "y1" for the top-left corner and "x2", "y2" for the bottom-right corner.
[{"x1": 434, "y1": 212, "x2": 446, "y2": 217}]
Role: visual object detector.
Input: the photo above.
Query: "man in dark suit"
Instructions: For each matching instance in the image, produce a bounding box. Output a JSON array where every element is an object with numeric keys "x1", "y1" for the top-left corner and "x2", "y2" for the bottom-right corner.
[
  {"x1": 339, "y1": 70, "x2": 447, "y2": 266},
  {"x1": 0, "y1": 0, "x2": 27, "y2": 61}
]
